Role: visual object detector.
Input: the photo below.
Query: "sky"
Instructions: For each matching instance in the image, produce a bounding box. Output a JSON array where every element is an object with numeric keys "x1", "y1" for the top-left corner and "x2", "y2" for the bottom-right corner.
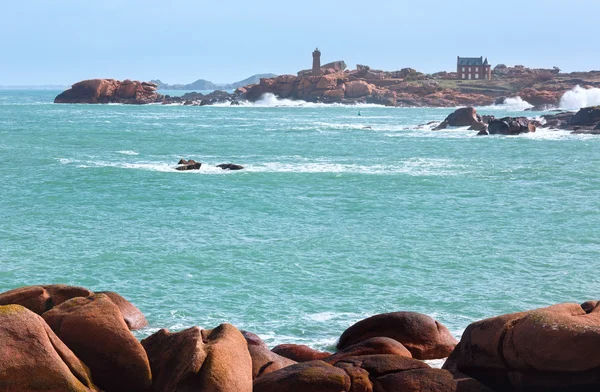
[{"x1": 0, "y1": 0, "x2": 597, "y2": 85}]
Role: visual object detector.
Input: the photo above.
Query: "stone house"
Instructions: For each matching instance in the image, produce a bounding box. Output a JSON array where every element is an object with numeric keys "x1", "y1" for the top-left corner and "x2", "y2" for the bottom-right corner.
[{"x1": 457, "y1": 57, "x2": 492, "y2": 80}]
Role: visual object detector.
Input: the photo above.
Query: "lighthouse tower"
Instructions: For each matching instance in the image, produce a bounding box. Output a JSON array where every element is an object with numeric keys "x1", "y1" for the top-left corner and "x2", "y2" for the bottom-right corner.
[{"x1": 312, "y1": 48, "x2": 321, "y2": 76}]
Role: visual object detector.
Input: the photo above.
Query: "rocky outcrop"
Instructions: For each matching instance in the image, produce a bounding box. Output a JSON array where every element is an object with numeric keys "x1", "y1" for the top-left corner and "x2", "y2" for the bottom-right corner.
[
  {"x1": 434, "y1": 107, "x2": 487, "y2": 130},
  {"x1": 325, "y1": 336, "x2": 412, "y2": 364},
  {"x1": 0, "y1": 304, "x2": 100, "y2": 392},
  {"x1": 55, "y1": 79, "x2": 163, "y2": 104},
  {"x1": 43, "y1": 294, "x2": 152, "y2": 392},
  {"x1": 175, "y1": 159, "x2": 202, "y2": 171},
  {"x1": 443, "y1": 302, "x2": 600, "y2": 391},
  {"x1": 142, "y1": 324, "x2": 253, "y2": 392},
  {"x1": 96, "y1": 291, "x2": 148, "y2": 330},
  {"x1": 487, "y1": 117, "x2": 536, "y2": 135},
  {"x1": 337, "y1": 312, "x2": 458, "y2": 360}
]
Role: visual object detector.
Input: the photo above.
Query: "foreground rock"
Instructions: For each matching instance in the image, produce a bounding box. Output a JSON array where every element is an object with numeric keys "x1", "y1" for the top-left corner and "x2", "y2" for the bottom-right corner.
[
  {"x1": 55, "y1": 79, "x2": 163, "y2": 104},
  {"x1": 0, "y1": 284, "x2": 93, "y2": 314},
  {"x1": 337, "y1": 312, "x2": 458, "y2": 360},
  {"x1": 43, "y1": 294, "x2": 152, "y2": 392},
  {"x1": 540, "y1": 105, "x2": 600, "y2": 133},
  {"x1": 96, "y1": 290, "x2": 148, "y2": 330},
  {"x1": 325, "y1": 336, "x2": 412, "y2": 364},
  {"x1": 272, "y1": 344, "x2": 331, "y2": 362},
  {"x1": 0, "y1": 304, "x2": 100, "y2": 392},
  {"x1": 242, "y1": 331, "x2": 297, "y2": 379},
  {"x1": 142, "y1": 324, "x2": 252, "y2": 392},
  {"x1": 254, "y1": 354, "x2": 487, "y2": 392},
  {"x1": 444, "y1": 302, "x2": 600, "y2": 391}
]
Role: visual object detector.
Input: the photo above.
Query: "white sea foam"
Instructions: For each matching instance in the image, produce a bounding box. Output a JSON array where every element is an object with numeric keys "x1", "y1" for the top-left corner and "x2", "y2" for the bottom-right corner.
[
  {"x1": 117, "y1": 150, "x2": 139, "y2": 155},
  {"x1": 559, "y1": 86, "x2": 600, "y2": 110},
  {"x1": 495, "y1": 96, "x2": 534, "y2": 111},
  {"x1": 220, "y1": 93, "x2": 385, "y2": 108}
]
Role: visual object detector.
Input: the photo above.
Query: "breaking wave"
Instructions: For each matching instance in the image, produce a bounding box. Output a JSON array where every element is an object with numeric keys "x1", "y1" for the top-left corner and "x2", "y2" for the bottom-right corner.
[
  {"x1": 495, "y1": 97, "x2": 534, "y2": 111},
  {"x1": 222, "y1": 93, "x2": 385, "y2": 108},
  {"x1": 559, "y1": 86, "x2": 600, "y2": 111}
]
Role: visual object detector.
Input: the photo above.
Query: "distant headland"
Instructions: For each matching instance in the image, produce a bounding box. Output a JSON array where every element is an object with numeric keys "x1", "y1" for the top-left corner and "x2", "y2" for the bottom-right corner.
[{"x1": 54, "y1": 48, "x2": 600, "y2": 109}]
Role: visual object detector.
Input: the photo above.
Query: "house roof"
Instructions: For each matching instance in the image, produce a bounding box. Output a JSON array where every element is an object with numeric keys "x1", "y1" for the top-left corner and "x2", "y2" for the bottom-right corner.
[{"x1": 457, "y1": 57, "x2": 485, "y2": 66}]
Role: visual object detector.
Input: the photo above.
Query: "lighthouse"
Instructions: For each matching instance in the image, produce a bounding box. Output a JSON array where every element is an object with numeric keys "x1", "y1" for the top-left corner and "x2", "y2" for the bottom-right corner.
[{"x1": 312, "y1": 48, "x2": 321, "y2": 76}]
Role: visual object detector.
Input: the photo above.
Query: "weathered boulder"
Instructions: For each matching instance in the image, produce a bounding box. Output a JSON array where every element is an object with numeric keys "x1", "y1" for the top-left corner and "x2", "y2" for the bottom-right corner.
[
  {"x1": 325, "y1": 336, "x2": 412, "y2": 364},
  {"x1": 344, "y1": 80, "x2": 374, "y2": 98},
  {"x1": 519, "y1": 88, "x2": 561, "y2": 107},
  {"x1": 254, "y1": 354, "x2": 474, "y2": 392},
  {"x1": 43, "y1": 294, "x2": 152, "y2": 392},
  {"x1": 253, "y1": 360, "x2": 351, "y2": 392},
  {"x1": 241, "y1": 332, "x2": 297, "y2": 379},
  {"x1": 487, "y1": 117, "x2": 536, "y2": 135},
  {"x1": 0, "y1": 304, "x2": 100, "y2": 392},
  {"x1": 272, "y1": 344, "x2": 332, "y2": 362},
  {"x1": 176, "y1": 159, "x2": 202, "y2": 171},
  {"x1": 55, "y1": 79, "x2": 162, "y2": 104},
  {"x1": 142, "y1": 324, "x2": 252, "y2": 392},
  {"x1": 0, "y1": 284, "x2": 93, "y2": 314},
  {"x1": 217, "y1": 163, "x2": 244, "y2": 170},
  {"x1": 96, "y1": 291, "x2": 148, "y2": 330},
  {"x1": 337, "y1": 312, "x2": 458, "y2": 360},
  {"x1": 443, "y1": 302, "x2": 600, "y2": 391},
  {"x1": 434, "y1": 107, "x2": 485, "y2": 130}
]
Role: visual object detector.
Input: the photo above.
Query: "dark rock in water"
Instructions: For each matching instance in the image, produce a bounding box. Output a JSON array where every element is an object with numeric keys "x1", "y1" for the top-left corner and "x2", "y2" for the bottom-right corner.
[
  {"x1": 476, "y1": 129, "x2": 489, "y2": 136},
  {"x1": 217, "y1": 163, "x2": 244, "y2": 170},
  {"x1": 488, "y1": 117, "x2": 535, "y2": 135},
  {"x1": 434, "y1": 107, "x2": 486, "y2": 131},
  {"x1": 570, "y1": 105, "x2": 600, "y2": 126},
  {"x1": 55, "y1": 79, "x2": 162, "y2": 104},
  {"x1": 175, "y1": 159, "x2": 201, "y2": 171},
  {"x1": 481, "y1": 115, "x2": 495, "y2": 124}
]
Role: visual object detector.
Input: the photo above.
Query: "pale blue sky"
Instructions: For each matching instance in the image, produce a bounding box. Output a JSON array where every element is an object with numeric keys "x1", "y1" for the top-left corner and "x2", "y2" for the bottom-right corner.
[{"x1": 0, "y1": 0, "x2": 596, "y2": 85}]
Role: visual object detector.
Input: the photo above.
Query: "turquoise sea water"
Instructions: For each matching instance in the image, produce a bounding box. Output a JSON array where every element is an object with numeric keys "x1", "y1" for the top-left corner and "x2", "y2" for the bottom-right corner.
[{"x1": 2, "y1": 90, "x2": 599, "y2": 353}]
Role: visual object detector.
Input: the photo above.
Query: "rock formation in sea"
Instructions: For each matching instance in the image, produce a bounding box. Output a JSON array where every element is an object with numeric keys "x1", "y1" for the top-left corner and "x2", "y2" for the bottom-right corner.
[
  {"x1": 54, "y1": 79, "x2": 163, "y2": 104},
  {"x1": 2, "y1": 284, "x2": 600, "y2": 391}
]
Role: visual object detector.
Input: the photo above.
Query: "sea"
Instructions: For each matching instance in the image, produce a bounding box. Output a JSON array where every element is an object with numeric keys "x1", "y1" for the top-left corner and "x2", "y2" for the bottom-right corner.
[{"x1": 2, "y1": 89, "x2": 600, "y2": 362}]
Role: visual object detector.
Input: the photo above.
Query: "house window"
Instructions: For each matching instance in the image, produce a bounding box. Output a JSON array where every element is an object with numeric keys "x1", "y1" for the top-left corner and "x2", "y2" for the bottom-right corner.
[
  {"x1": 462, "y1": 74, "x2": 465, "y2": 79},
  {"x1": 469, "y1": 67, "x2": 471, "y2": 72},
  {"x1": 475, "y1": 67, "x2": 479, "y2": 72},
  {"x1": 475, "y1": 74, "x2": 479, "y2": 79},
  {"x1": 468, "y1": 74, "x2": 472, "y2": 80},
  {"x1": 462, "y1": 67, "x2": 465, "y2": 72}
]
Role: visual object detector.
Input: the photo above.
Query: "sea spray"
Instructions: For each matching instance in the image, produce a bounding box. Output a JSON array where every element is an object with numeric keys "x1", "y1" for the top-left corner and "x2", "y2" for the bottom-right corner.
[{"x1": 559, "y1": 86, "x2": 600, "y2": 110}]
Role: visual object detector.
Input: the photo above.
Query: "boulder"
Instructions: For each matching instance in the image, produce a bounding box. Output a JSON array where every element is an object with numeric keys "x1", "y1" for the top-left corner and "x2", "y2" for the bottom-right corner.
[
  {"x1": 0, "y1": 284, "x2": 93, "y2": 314},
  {"x1": 443, "y1": 302, "x2": 600, "y2": 391},
  {"x1": 519, "y1": 88, "x2": 561, "y2": 107},
  {"x1": 487, "y1": 117, "x2": 536, "y2": 135},
  {"x1": 242, "y1": 333, "x2": 297, "y2": 379},
  {"x1": 96, "y1": 291, "x2": 148, "y2": 330},
  {"x1": 0, "y1": 304, "x2": 100, "y2": 392},
  {"x1": 272, "y1": 344, "x2": 331, "y2": 362},
  {"x1": 142, "y1": 324, "x2": 252, "y2": 392},
  {"x1": 43, "y1": 294, "x2": 152, "y2": 392},
  {"x1": 434, "y1": 107, "x2": 485, "y2": 130},
  {"x1": 253, "y1": 360, "x2": 351, "y2": 392},
  {"x1": 325, "y1": 336, "x2": 412, "y2": 364},
  {"x1": 344, "y1": 80, "x2": 374, "y2": 98},
  {"x1": 217, "y1": 163, "x2": 244, "y2": 170},
  {"x1": 337, "y1": 312, "x2": 457, "y2": 360}
]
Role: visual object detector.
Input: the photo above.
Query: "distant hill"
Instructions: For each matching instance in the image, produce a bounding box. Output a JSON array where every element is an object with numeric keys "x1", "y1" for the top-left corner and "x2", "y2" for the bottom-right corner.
[{"x1": 152, "y1": 73, "x2": 276, "y2": 91}]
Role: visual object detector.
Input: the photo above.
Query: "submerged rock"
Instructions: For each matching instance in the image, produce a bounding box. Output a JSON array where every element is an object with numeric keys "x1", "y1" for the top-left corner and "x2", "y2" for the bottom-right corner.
[{"x1": 217, "y1": 163, "x2": 244, "y2": 170}]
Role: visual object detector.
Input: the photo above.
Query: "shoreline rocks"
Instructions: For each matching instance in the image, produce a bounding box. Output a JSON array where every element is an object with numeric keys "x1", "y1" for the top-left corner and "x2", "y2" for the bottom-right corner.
[
  {"x1": 2, "y1": 284, "x2": 600, "y2": 391},
  {"x1": 55, "y1": 79, "x2": 163, "y2": 104}
]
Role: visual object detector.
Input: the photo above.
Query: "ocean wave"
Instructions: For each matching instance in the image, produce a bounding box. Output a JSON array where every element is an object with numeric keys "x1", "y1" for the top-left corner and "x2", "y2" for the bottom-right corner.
[
  {"x1": 559, "y1": 85, "x2": 600, "y2": 110},
  {"x1": 213, "y1": 93, "x2": 386, "y2": 108},
  {"x1": 117, "y1": 150, "x2": 139, "y2": 155}
]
